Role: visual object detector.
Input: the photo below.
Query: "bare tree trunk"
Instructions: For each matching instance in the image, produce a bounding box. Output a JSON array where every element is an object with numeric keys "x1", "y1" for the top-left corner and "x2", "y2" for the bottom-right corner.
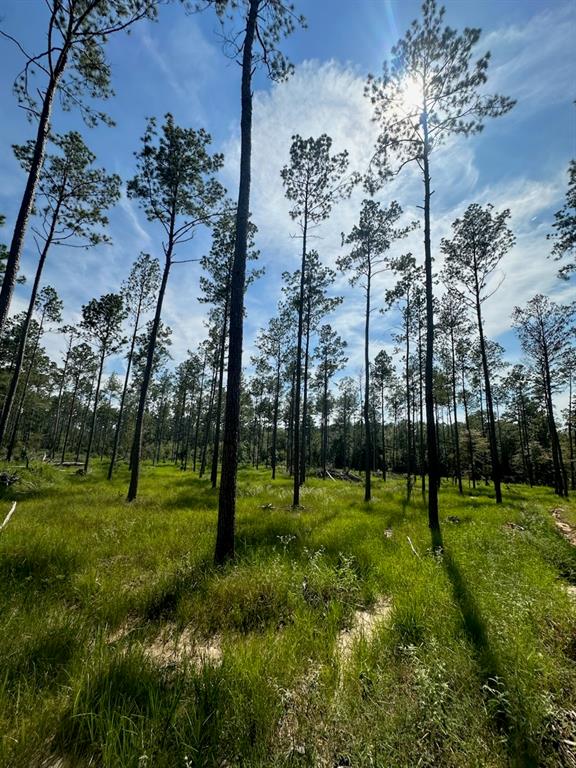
[
  {"x1": 475, "y1": 289, "x2": 502, "y2": 504},
  {"x1": 404, "y1": 292, "x2": 412, "y2": 499},
  {"x1": 193, "y1": 353, "x2": 207, "y2": 472},
  {"x1": 210, "y1": 303, "x2": 228, "y2": 487},
  {"x1": 200, "y1": 362, "x2": 217, "y2": 477},
  {"x1": 6, "y1": 319, "x2": 44, "y2": 461},
  {"x1": 0, "y1": 41, "x2": 70, "y2": 333},
  {"x1": 0, "y1": 218, "x2": 58, "y2": 445},
  {"x1": 286, "y1": 365, "x2": 295, "y2": 474},
  {"x1": 75, "y1": 376, "x2": 95, "y2": 463},
  {"x1": 322, "y1": 368, "x2": 329, "y2": 476},
  {"x1": 543, "y1": 352, "x2": 568, "y2": 497},
  {"x1": 108, "y1": 299, "x2": 141, "y2": 479},
  {"x1": 83, "y1": 349, "x2": 106, "y2": 473},
  {"x1": 50, "y1": 331, "x2": 74, "y2": 458},
  {"x1": 381, "y1": 383, "x2": 387, "y2": 481},
  {"x1": 300, "y1": 307, "x2": 311, "y2": 486},
  {"x1": 422, "y1": 121, "x2": 441, "y2": 544},
  {"x1": 292, "y1": 218, "x2": 308, "y2": 504},
  {"x1": 271, "y1": 357, "x2": 281, "y2": 480},
  {"x1": 181, "y1": 384, "x2": 195, "y2": 471},
  {"x1": 418, "y1": 314, "x2": 426, "y2": 495},
  {"x1": 215, "y1": 0, "x2": 259, "y2": 563},
  {"x1": 61, "y1": 376, "x2": 80, "y2": 464},
  {"x1": 128, "y1": 253, "x2": 171, "y2": 500},
  {"x1": 364, "y1": 273, "x2": 372, "y2": 501},
  {"x1": 450, "y1": 328, "x2": 463, "y2": 494},
  {"x1": 568, "y1": 367, "x2": 575, "y2": 491}
]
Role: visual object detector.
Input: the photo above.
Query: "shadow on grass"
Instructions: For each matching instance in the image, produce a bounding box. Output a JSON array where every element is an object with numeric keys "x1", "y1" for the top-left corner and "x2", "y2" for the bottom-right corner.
[
  {"x1": 441, "y1": 542, "x2": 540, "y2": 767},
  {"x1": 162, "y1": 483, "x2": 219, "y2": 512},
  {"x1": 142, "y1": 554, "x2": 213, "y2": 621},
  {"x1": 0, "y1": 544, "x2": 79, "y2": 596}
]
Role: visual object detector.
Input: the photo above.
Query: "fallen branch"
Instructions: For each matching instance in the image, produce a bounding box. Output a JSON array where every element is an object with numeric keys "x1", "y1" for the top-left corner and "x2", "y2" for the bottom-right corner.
[
  {"x1": 407, "y1": 536, "x2": 421, "y2": 558},
  {"x1": 0, "y1": 502, "x2": 17, "y2": 533}
]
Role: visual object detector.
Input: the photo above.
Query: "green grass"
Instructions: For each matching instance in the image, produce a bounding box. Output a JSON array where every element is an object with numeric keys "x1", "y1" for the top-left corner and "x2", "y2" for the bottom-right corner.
[{"x1": 0, "y1": 462, "x2": 575, "y2": 767}]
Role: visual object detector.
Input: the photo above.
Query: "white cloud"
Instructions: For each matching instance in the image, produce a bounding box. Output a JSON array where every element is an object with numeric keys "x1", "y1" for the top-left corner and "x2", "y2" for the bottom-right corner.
[{"x1": 484, "y1": 2, "x2": 576, "y2": 113}]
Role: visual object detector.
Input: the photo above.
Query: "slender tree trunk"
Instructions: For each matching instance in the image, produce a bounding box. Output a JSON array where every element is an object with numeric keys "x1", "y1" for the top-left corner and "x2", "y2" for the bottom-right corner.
[
  {"x1": 210, "y1": 301, "x2": 228, "y2": 488},
  {"x1": 200, "y1": 362, "x2": 217, "y2": 477},
  {"x1": 271, "y1": 358, "x2": 281, "y2": 480},
  {"x1": 83, "y1": 349, "x2": 106, "y2": 473},
  {"x1": 50, "y1": 332, "x2": 74, "y2": 458},
  {"x1": 75, "y1": 376, "x2": 95, "y2": 463},
  {"x1": 545, "y1": 379, "x2": 563, "y2": 495},
  {"x1": 404, "y1": 294, "x2": 412, "y2": 499},
  {"x1": 364, "y1": 274, "x2": 372, "y2": 501},
  {"x1": 421, "y1": 121, "x2": 441, "y2": 543},
  {"x1": 108, "y1": 300, "x2": 141, "y2": 479},
  {"x1": 300, "y1": 308, "x2": 311, "y2": 486},
  {"x1": 474, "y1": 289, "x2": 502, "y2": 503},
  {"x1": 61, "y1": 376, "x2": 80, "y2": 464},
  {"x1": 478, "y1": 382, "x2": 485, "y2": 436},
  {"x1": 0, "y1": 45, "x2": 70, "y2": 333},
  {"x1": 322, "y1": 368, "x2": 329, "y2": 476},
  {"x1": 154, "y1": 397, "x2": 167, "y2": 465},
  {"x1": 392, "y1": 405, "x2": 397, "y2": 470},
  {"x1": 127, "y1": 253, "x2": 172, "y2": 500},
  {"x1": 516, "y1": 402, "x2": 528, "y2": 483},
  {"x1": 256, "y1": 413, "x2": 264, "y2": 469},
  {"x1": 418, "y1": 314, "x2": 425, "y2": 495},
  {"x1": 460, "y1": 363, "x2": 476, "y2": 488},
  {"x1": 543, "y1": 351, "x2": 568, "y2": 497},
  {"x1": 0, "y1": 218, "x2": 59, "y2": 445},
  {"x1": 193, "y1": 354, "x2": 207, "y2": 472},
  {"x1": 6, "y1": 320, "x2": 44, "y2": 461},
  {"x1": 568, "y1": 368, "x2": 575, "y2": 491},
  {"x1": 381, "y1": 383, "x2": 387, "y2": 481},
  {"x1": 450, "y1": 329, "x2": 463, "y2": 494},
  {"x1": 343, "y1": 398, "x2": 349, "y2": 468},
  {"x1": 287, "y1": 365, "x2": 295, "y2": 474},
  {"x1": 291, "y1": 213, "x2": 308, "y2": 503},
  {"x1": 215, "y1": 0, "x2": 258, "y2": 563},
  {"x1": 182, "y1": 384, "x2": 196, "y2": 470}
]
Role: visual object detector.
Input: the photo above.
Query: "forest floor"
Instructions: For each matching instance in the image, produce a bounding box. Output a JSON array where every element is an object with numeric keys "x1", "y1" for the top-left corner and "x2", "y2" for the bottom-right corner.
[{"x1": 0, "y1": 462, "x2": 575, "y2": 768}]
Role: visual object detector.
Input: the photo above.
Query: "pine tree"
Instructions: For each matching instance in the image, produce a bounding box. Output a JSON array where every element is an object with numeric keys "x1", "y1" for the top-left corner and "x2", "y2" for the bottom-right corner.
[
  {"x1": 339, "y1": 199, "x2": 415, "y2": 501},
  {"x1": 80, "y1": 293, "x2": 126, "y2": 473},
  {"x1": 366, "y1": 0, "x2": 515, "y2": 543},
  {"x1": 126, "y1": 114, "x2": 224, "y2": 501},
  {"x1": 281, "y1": 134, "x2": 356, "y2": 506}
]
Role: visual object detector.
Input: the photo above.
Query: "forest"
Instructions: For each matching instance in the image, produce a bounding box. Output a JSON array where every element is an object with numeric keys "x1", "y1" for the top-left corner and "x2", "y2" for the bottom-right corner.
[{"x1": 0, "y1": 1, "x2": 574, "y2": 767}]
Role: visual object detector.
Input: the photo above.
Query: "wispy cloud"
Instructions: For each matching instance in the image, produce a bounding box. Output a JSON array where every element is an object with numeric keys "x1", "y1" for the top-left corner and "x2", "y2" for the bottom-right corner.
[{"x1": 484, "y1": 2, "x2": 576, "y2": 113}]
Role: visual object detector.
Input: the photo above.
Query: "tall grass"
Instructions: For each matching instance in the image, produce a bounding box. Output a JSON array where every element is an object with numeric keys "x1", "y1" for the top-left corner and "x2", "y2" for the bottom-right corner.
[{"x1": 0, "y1": 462, "x2": 574, "y2": 767}]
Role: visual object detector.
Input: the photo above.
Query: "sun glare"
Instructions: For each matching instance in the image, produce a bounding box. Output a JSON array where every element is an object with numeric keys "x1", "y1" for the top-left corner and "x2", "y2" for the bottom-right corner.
[{"x1": 397, "y1": 74, "x2": 425, "y2": 115}]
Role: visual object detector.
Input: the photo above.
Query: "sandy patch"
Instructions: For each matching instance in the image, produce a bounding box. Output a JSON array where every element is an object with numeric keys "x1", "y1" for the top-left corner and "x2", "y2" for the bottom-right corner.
[
  {"x1": 551, "y1": 508, "x2": 576, "y2": 547},
  {"x1": 336, "y1": 598, "x2": 392, "y2": 663},
  {"x1": 146, "y1": 625, "x2": 222, "y2": 669}
]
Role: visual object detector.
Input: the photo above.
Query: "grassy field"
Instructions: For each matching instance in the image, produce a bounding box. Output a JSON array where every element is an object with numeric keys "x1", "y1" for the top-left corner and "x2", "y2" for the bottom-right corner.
[{"x1": 0, "y1": 462, "x2": 575, "y2": 768}]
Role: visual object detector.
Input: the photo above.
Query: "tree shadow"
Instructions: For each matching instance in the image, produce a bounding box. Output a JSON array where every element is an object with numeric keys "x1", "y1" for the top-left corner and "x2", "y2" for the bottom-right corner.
[
  {"x1": 441, "y1": 543, "x2": 540, "y2": 767},
  {"x1": 161, "y1": 484, "x2": 219, "y2": 512}
]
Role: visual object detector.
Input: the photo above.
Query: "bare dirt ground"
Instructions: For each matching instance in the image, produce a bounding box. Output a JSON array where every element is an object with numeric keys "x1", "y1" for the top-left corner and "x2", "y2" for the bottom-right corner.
[{"x1": 551, "y1": 507, "x2": 576, "y2": 547}]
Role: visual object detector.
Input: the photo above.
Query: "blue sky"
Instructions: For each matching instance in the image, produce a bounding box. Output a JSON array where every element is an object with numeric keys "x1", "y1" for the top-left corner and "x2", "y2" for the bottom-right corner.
[{"x1": 0, "y1": 0, "x2": 574, "y2": 391}]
